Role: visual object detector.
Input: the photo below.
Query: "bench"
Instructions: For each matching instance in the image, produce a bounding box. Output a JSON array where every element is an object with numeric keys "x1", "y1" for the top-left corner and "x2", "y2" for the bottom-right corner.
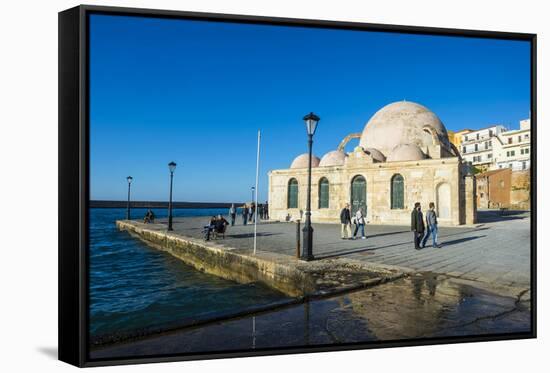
[{"x1": 211, "y1": 224, "x2": 227, "y2": 240}]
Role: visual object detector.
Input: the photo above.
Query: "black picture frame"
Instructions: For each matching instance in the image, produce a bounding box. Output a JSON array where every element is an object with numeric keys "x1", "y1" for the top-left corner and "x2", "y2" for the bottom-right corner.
[{"x1": 58, "y1": 4, "x2": 537, "y2": 367}]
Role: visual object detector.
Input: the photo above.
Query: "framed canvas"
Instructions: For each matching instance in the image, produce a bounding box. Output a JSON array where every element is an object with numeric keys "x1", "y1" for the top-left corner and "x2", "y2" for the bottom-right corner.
[{"x1": 59, "y1": 4, "x2": 537, "y2": 367}]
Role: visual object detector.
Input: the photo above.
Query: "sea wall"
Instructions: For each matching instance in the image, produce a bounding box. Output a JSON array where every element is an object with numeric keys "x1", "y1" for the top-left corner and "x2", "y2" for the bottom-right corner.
[
  {"x1": 116, "y1": 220, "x2": 404, "y2": 298},
  {"x1": 117, "y1": 220, "x2": 315, "y2": 297}
]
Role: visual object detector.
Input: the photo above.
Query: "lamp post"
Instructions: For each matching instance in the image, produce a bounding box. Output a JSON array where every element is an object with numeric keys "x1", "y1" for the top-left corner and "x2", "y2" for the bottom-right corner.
[
  {"x1": 167, "y1": 161, "x2": 177, "y2": 231},
  {"x1": 301, "y1": 112, "x2": 320, "y2": 261},
  {"x1": 251, "y1": 186, "x2": 255, "y2": 203},
  {"x1": 126, "y1": 176, "x2": 133, "y2": 220}
]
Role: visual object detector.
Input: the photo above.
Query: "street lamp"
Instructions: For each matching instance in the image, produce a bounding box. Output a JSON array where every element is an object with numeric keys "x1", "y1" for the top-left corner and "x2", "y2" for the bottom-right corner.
[
  {"x1": 251, "y1": 186, "x2": 255, "y2": 203},
  {"x1": 126, "y1": 176, "x2": 133, "y2": 220},
  {"x1": 167, "y1": 161, "x2": 177, "y2": 231},
  {"x1": 301, "y1": 112, "x2": 320, "y2": 261}
]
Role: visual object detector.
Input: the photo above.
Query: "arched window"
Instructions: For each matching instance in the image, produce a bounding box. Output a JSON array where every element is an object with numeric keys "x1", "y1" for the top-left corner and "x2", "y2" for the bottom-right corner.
[
  {"x1": 318, "y1": 177, "x2": 329, "y2": 209},
  {"x1": 287, "y1": 178, "x2": 298, "y2": 208},
  {"x1": 350, "y1": 175, "x2": 367, "y2": 216},
  {"x1": 391, "y1": 174, "x2": 404, "y2": 209}
]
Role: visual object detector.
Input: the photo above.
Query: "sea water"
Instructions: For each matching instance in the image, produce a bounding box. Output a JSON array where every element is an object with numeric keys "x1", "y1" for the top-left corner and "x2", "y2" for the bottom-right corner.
[{"x1": 89, "y1": 208, "x2": 289, "y2": 340}]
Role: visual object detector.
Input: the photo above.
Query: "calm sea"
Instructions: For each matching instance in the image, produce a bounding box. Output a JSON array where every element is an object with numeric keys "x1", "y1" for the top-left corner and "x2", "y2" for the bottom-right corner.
[{"x1": 89, "y1": 207, "x2": 289, "y2": 341}]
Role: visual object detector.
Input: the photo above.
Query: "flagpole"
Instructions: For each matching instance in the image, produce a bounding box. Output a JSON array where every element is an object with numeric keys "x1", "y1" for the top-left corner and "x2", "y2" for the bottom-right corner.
[{"x1": 254, "y1": 130, "x2": 261, "y2": 255}]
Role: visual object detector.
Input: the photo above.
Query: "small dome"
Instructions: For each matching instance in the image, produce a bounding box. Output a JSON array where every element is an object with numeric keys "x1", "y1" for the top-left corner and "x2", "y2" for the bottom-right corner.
[
  {"x1": 387, "y1": 144, "x2": 426, "y2": 162},
  {"x1": 364, "y1": 147, "x2": 386, "y2": 162},
  {"x1": 319, "y1": 150, "x2": 347, "y2": 167},
  {"x1": 290, "y1": 153, "x2": 320, "y2": 169}
]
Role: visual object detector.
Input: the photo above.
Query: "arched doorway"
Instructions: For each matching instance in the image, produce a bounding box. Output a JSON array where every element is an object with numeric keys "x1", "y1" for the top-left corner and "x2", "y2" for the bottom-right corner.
[
  {"x1": 350, "y1": 175, "x2": 367, "y2": 216},
  {"x1": 436, "y1": 182, "x2": 451, "y2": 220}
]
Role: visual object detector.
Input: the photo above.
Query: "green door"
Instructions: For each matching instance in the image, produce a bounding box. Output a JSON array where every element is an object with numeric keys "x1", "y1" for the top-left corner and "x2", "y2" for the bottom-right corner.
[{"x1": 350, "y1": 175, "x2": 367, "y2": 216}]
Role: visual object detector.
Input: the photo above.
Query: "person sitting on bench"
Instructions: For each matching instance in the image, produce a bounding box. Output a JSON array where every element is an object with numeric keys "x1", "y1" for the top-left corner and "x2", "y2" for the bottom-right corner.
[
  {"x1": 143, "y1": 209, "x2": 155, "y2": 223},
  {"x1": 203, "y1": 216, "x2": 217, "y2": 241},
  {"x1": 213, "y1": 214, "x2": 229, "y2": 238}
]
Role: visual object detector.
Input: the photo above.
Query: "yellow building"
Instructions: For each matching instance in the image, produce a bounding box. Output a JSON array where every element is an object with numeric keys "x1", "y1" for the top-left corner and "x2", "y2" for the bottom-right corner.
[{"x1": 448, "y1": 129, "x2": 473, "y2": 148}]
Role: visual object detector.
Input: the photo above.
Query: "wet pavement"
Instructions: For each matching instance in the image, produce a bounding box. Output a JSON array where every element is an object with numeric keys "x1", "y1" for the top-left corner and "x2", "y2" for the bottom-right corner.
[{"x1": 91, "y1": 272, "x2": 531, "y2": 359}]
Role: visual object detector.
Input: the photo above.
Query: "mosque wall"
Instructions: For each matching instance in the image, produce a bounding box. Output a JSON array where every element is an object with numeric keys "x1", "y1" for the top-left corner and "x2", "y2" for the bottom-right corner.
[{"x1": 268, "y1": 157, "x2": 464, "y2": 226}]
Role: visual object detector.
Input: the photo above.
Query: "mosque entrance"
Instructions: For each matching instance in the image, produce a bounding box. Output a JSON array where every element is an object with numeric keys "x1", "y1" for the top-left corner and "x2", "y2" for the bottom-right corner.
[
  {"x1": 437, "y1": 182, "x2": 451, "y2": 220},
  {"x1": 350, "y1": 175, "x2": 367, "y2": 216}
]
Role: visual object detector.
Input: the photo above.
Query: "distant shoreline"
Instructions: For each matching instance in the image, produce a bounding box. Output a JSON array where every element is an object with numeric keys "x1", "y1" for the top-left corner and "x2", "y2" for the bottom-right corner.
[{"x1": 90, "y1": 200, "x2": 244, "y2": 209}]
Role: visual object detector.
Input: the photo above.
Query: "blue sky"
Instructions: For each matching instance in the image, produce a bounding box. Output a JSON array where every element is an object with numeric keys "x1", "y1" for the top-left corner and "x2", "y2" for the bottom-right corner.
[{"x1": 89, "y1": 14, "x2": 530, "y2": 202}]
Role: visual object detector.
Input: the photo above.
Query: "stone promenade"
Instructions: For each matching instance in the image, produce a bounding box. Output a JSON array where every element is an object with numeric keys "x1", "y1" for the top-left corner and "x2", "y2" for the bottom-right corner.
[{"x1": 150, "y1": 209, "x2": 531, "y2": 296}]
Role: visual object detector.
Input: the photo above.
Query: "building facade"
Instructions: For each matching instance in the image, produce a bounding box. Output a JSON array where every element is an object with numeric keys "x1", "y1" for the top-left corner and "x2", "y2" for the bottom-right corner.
[
  {"x1": 457, "y1": 119, "x2": 531, "y2": 172},
  {"x1": 476, "y1": 168, "x2": 511, "y2": 209},
  {"x1": 494, "y1": 119, "x2": 531, "y2": 171},
  {"x1": 460, "y1": 125, "x2": 506, "y2": 172},
  {"x1": 447, "y1": 129, "x2": 472, "y2": 149},
  {"x1": 268, "y1": 101, "x2": 477, "y2": 226}
]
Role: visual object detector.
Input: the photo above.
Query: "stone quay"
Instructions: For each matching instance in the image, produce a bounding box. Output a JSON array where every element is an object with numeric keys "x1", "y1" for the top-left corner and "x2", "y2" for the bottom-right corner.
[
  {"x1": 116, "y1": 219, "x2": 406, "y2": 299},
  {"x1": 117, "y1": 208, "x2": 530, "y2": 300}
]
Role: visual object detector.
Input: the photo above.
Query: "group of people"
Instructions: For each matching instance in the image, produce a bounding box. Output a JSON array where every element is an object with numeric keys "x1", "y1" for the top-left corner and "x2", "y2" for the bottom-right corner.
[
  {"x1": 339, "y1": 204, "x2": 367, "y2": 240},
  {"x1": 339, "y1": 202, "x2": 441, "y2": 249},
  {"x1": 411, "y1": 202, "x2": 441, "y2": 249},
  {"x1": 198, "y1": 199, "x2": 440, "y2": 249},
  {"x1": 228, "y1": 202, "x2": 269, "y2": 226},
  {"x1": 203, "y1": 214, "x2": 229, "y2": 241},
  {"x1": 200, "y1": 202, "x2": 270, "y2": 241}
]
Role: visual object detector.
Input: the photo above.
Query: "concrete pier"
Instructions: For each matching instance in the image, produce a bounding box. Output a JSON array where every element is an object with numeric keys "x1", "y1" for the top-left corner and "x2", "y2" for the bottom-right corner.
[{"x1": 116, "y1": 220, "x2": 406, "y2": 298}]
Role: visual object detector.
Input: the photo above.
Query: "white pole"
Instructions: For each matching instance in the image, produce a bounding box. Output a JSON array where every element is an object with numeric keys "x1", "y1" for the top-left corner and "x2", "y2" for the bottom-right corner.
[{"x1": 254, "y1": 130, "x2": 261, "y2": 255}]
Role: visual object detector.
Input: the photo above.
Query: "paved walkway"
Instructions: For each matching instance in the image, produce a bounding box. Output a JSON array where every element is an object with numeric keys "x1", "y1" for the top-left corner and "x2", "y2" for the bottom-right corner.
[{"x1": 149, "y1": 209, "x2": 531, "y2": 294}]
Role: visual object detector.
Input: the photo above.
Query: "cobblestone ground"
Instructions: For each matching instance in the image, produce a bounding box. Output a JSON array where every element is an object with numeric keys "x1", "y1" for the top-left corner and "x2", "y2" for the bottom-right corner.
[{"x1": 160, "y1": 209, "x2": 531, "y2": 294}]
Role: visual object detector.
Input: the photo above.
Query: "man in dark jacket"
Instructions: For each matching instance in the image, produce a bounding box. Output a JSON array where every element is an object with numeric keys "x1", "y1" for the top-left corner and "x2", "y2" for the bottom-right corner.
[
  {"x1": 411, "y1": 202, "x2": 425, "y2": 250},
  {"x1": 340, "y1": 203, "x2": 352, "y2": 239}
]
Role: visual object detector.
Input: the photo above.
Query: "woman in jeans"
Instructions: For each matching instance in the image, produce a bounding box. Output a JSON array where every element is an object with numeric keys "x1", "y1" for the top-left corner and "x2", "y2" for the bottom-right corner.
[{"x1": 353, "y1": 207, "x2": 367, "y2": 240}]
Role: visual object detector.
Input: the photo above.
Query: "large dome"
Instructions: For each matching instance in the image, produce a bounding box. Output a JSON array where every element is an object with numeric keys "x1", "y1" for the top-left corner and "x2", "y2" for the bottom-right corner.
[
  {"x1": 359, "y1": 101, "x2": 450, "y2": 156},
  {"x1": 319, "y1": 150, "x2": 347, "y2": 167},
  {"x1": 290, "y1": 153, "x2": 320, "y2": 169}
]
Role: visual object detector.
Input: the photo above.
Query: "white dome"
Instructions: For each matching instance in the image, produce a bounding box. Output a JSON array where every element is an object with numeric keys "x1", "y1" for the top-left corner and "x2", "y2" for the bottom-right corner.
[
  {"x1": 387, "y1": 144, "x2": 426, "y2": 162},
  {"x1": 319, "y1": 150, "x2": 347, "y2": 167},
  {"x1": 290, "y1": 153, "x2": 320, "y2": 169},
  {"x1": 363, "y1": 147, "x2": 386, "y2": 162},
  {"x1": 359, "y1": 101, "x2": 450, "y2": 156}
]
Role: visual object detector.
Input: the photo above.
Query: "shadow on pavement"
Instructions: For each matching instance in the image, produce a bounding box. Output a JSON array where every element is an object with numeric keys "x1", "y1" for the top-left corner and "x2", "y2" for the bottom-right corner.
[
  {"x1": 316, "y1": 234, "x2": 485, "y2": 260},
  {"x1": 439, "y1": 235, "x2": 485, "y2": 247},
  {"x1": 226, "y1": 232, "x2": 283, "y2": 239},
  {"x1": 476, "y1": 210, "x2": 529, "y2": 223}
]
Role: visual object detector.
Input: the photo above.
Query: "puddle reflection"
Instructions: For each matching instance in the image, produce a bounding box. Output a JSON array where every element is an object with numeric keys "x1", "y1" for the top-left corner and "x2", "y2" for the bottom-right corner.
[{"x1": 91, "y1": 273, "x2": 530, "y2": 359}]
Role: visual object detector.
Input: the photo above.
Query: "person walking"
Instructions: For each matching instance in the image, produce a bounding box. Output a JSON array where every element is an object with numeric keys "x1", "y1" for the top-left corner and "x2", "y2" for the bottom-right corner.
[
  {"x1": 422, "y1": 202, "x2": 441, "y2": 248},
  {"x1": 340, "y1": 203, "x2": 352, "y2": 239},
  {"x1": 264, "y1": 201, "x2": 269, "y2": 220},
  {"x1": 242, "y1": 204, "x2": 248, "y2": 225},
  {"x1": 249, "y1": 204, "x2": 255, "y2": 223},
  {"x1": 411, "y1": 202, "x2": 425, "y2": 250},
  {"x1": 229, "y1": 204, "x2": 236, "y2": 226},
  {"x1": 353, "y1": 207, "x2": 366, "y2": 240}
]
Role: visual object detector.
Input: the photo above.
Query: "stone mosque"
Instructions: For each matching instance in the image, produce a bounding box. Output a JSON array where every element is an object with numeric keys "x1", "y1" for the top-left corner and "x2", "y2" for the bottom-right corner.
[{"x1": 268, "y1": 101, "x2": 477, "y2": 226}]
